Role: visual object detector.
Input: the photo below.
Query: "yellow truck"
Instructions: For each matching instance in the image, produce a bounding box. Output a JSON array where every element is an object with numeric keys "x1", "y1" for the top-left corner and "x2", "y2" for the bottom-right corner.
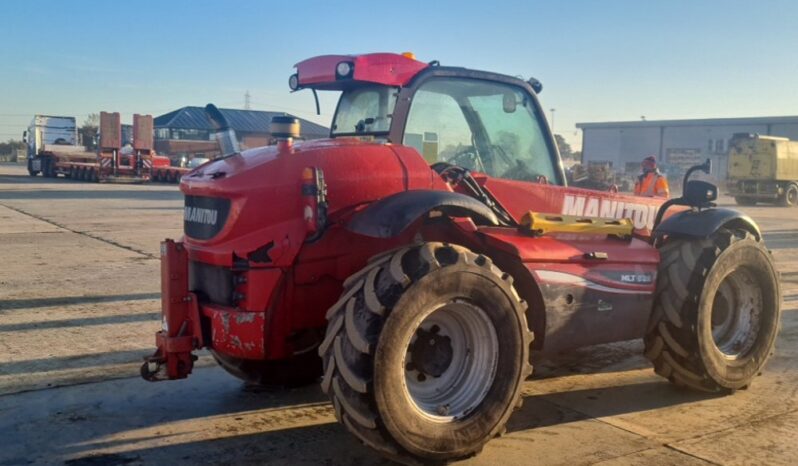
[{"x1": 728, "y1": 133, "x2": 798, "y2": 206}]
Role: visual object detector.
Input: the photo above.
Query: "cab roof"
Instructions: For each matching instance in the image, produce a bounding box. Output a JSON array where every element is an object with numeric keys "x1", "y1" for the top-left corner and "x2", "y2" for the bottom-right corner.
[{"x1": 293, "y1": 53, "x2": 430, "y2": 91}]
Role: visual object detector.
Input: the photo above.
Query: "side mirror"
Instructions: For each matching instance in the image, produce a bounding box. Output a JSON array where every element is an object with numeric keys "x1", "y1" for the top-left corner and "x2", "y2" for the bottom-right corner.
[
  {"x1": 502, "y1": 93, "x2": 517, "y2": 113},
  {"x1": 683, "y1": 180, "x2": 717, "y2": 205},
  {"x1": 22, "y1": 130, "x2": 27, "y2": 143}
]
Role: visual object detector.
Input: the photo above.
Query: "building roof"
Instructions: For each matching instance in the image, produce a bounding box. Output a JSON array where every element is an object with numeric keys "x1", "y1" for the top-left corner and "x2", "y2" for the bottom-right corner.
[
  {"x1": 154, "y1": 106, "x2": 329, "y2": 138},
  {"x1": 576, "y1": 115, "x2": 798, "y2": 130}
]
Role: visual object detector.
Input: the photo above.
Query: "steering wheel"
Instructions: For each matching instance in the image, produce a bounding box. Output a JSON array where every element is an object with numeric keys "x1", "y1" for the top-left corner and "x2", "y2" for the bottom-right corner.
[
  {"x1": 500, "y1": 159, "x2": 544, "y2": 182},
  {"x1": 445, "y1": 146, "x2": 484, "y2": 172},
  {"x1": 490, "y1": 144, "x2": 515, "y2": 168}
]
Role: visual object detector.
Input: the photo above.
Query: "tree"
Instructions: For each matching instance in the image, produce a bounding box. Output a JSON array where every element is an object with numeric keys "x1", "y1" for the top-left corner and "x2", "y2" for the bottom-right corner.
[
  {"x1": 80, "y1": 113, "x2": 99, "y2": 151},
  {"x1": 0, "y1": 139, "x2": 25, "y2": 155},
  {"x1": 554, "y1": 134, "x2": 574, "y2": 159}
]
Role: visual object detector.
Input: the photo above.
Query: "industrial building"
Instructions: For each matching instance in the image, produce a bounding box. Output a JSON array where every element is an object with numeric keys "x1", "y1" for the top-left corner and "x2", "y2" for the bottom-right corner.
[
  {"x1": 576, "y1": 116, "x2": 798, "y2": 180},
  {"x1": 153, "y1": 106, "x2": 329, "y2": 159}
]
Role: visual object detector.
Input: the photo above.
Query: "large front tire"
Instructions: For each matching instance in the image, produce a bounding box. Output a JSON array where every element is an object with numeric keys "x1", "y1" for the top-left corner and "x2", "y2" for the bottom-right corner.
[
  {"x1": 645, "y1": 229, "x2": 781, "y2": 392},
  {"x1": 321, "y1": 243, "x2": 533, "y2": 463}
]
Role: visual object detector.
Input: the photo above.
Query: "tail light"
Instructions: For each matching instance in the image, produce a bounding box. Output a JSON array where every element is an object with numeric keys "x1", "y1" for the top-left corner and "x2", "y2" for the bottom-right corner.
[{"x1": 301, "y1": 167, "x2": 328, "y2": 237}]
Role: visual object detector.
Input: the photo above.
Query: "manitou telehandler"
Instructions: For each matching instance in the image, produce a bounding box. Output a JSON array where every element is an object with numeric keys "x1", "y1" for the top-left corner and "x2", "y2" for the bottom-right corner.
[{"x1": 142, "y1": 53, "x2": 781, "y2": 464}]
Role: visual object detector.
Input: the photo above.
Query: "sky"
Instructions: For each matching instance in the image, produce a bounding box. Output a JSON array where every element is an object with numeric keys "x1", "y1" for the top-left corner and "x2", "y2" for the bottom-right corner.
[{"x1": 1, "y1": 0, "x2": 798, "y2": 150}]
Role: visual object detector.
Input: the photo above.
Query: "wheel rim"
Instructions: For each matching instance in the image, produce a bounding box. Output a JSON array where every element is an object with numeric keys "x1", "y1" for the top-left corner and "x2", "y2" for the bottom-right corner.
[
  {"x1": 711, "y1": 267, "x2": 763, "y2": 359},
  {"x1": 402, "y1": 299, "x2": 498, "y2": 422}
]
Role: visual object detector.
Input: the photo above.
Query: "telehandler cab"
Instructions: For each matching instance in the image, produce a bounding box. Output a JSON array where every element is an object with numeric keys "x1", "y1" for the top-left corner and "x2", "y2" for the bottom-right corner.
[{"x1": 143, "y1": 52, "x2": 781, "y2": 464}]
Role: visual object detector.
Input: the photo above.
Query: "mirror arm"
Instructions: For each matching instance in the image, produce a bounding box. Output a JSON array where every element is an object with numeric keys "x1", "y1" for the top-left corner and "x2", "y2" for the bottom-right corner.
[
  {"x1": 682, "y1": 158, "x2": 711, "y2": 187},
  {"x1": 312, "y1": 89, "x2": 320, "y2": 116}
]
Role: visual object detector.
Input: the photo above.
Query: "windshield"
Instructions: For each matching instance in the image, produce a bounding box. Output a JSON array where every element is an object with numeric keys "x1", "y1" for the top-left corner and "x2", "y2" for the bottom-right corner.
[
  {"x1": 332, "y1": 85, "x2": 399, "y2": 136},
  {"x1": 403, "y1": 78, "x2": 557, "y2": 183}
]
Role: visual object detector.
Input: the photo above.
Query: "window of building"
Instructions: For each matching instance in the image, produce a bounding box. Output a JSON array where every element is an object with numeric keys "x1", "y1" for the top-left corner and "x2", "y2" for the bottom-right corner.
[{"x1": 169, "y1": 128, "x2": 210, "y2": 141}]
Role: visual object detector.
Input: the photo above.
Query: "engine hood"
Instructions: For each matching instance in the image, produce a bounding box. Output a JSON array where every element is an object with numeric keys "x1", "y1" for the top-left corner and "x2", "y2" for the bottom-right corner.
[{"x1": 178, "y1": 138, "x2": 437, "y2": 266}]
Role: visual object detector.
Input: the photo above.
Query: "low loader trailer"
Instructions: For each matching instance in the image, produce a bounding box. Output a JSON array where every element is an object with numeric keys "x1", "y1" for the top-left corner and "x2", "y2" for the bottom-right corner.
[
  {"x1": 25, "y1": 112, "x2": 156, "y2": 183},
  {"x1": 150, "y1": 155, "x2": 191, "y2": 183}
]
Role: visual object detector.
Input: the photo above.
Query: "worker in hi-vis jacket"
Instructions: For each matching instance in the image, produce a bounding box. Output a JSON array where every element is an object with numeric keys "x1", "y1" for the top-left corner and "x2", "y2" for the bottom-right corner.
[{"x1": 634, "y1": 155, "x2": 670, "y2": 198}]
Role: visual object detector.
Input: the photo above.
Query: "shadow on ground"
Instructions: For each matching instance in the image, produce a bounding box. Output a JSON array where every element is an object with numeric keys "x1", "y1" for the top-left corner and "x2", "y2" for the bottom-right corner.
[
  {"x1": 0, "y1": 189, "x2": 181, "y2": 201},
  {"x1": 57, "y1": 377, "x2": 720, "y2": 466}
]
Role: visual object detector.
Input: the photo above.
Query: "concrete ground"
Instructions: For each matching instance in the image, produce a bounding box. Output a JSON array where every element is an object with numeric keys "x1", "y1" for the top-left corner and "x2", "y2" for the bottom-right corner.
[{"x1": 0, "y1": 163, "x2": 796, "y2": 466}]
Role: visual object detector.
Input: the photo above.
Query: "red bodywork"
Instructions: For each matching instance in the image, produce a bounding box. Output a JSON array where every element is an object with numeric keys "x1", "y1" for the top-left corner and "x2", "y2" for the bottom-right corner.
[{"x1": 145, "y1": 53, "x2": 668, "y2": 381}]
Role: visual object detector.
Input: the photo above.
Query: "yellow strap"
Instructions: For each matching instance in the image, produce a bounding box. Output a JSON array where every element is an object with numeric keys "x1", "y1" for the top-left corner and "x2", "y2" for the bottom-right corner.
[{"x1": 520, "y1": 212, "x2": 634, "y2": 238}]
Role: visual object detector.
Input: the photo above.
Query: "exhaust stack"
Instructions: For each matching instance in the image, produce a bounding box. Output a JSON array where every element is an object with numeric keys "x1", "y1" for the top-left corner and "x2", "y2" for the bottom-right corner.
[{"x1": 204, "y1": 104, "x2": 240, "y2": 156}]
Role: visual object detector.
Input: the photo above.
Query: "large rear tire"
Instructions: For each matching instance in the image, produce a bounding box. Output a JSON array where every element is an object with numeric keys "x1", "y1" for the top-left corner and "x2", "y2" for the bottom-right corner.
[
  {"x1": 321, "y1": 242, "x2": 533, "y2": 463},
  {"x1": 780, "y1": 183, "x2": 798, "y2": 207},
  {"x1": 645, "y1": 229, "x2": 781, "y2": 392},
  {"x1": 211, "y1": 349, "x2": 322, "y2": 388}
]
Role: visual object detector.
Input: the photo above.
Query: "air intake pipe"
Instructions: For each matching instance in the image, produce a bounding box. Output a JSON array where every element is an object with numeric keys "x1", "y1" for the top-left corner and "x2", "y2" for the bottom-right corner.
[{"x1": 271, "y1": 115, "x2": 300, "y2": 151}]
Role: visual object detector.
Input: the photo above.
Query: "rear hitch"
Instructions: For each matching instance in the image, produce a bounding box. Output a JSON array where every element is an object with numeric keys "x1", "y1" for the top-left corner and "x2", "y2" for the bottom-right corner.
[
  {"x1": 141, "y1": 347, "x2": 198, "y2": 382},
  {"x1": 141, "y1": 239, "x2": 203, "y2": 382}
]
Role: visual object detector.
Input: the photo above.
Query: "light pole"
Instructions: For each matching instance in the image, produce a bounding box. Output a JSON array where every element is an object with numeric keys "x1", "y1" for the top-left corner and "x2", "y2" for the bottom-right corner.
[{"x1": 550, "y1": 108, "x2": 556, "y2": 133}]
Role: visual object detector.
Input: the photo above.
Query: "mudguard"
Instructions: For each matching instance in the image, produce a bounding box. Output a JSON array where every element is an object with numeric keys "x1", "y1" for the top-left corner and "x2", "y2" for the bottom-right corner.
[
  {"x1": 347, "y1": 190, "x2": 499, "y2": 238},
  {"x1": 654, "y1": 207, "x2": 761, "y2": 240}
]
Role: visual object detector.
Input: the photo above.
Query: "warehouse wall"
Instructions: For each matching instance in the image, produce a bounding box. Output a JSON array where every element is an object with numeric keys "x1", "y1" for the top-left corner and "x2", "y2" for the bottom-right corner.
[{"x1": 581, "y1": 120, "x2": 798, "y2": 180}]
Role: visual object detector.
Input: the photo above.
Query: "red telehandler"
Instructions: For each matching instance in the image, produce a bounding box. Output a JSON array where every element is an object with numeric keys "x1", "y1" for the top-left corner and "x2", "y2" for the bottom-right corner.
[{"x1": 142, "y1": 53, "x2": 781, "y2": 464}]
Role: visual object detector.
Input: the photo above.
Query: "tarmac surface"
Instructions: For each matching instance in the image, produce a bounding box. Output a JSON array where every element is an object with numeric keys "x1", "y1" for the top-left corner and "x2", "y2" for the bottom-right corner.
[{"x1": 0, "y1": 163, "x2": 796, "y2": 465}]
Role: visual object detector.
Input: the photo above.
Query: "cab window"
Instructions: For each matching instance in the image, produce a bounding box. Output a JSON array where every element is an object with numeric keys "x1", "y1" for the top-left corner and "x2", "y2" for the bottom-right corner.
[
  {"x1": 332, "y1": 85, "x2": 398, "y2": 136},
  {"x1": 402, "y1": 77, "x2": 558, "y2": 184}
]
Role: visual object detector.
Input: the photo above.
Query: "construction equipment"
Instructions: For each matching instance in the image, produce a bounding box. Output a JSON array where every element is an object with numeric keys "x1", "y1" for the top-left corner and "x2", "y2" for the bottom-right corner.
[
  {"x1": 142, "y1": 53, "x2": 781, "y2": 464},
  {"x1": 25, "y1": 113, "x2": 155, "y2": 183},
  {"x1": 728, "y1": 133, "x2": 798, "y2": 206}
]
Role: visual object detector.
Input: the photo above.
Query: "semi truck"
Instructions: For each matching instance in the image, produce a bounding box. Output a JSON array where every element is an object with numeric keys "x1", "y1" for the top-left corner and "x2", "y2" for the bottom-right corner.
[
  {"x1": 728, "y1": 133, "x2": 798, "y2": 206},
  {"x1": 24, "y1": 115, "x2": 92, "y2": 177}
]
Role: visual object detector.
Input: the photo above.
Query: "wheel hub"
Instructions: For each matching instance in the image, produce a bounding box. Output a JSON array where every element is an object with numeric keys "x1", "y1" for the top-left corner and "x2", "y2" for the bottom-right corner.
[
  {"x1": 711, "y1": 267, "x2": 763, "y2": 359},
  {"x1": 402, "y1": 300, "x2": 499, "y2": 421},
  {"x1": 408, "y1": 325, "x2": 453, "y2": 379}
]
